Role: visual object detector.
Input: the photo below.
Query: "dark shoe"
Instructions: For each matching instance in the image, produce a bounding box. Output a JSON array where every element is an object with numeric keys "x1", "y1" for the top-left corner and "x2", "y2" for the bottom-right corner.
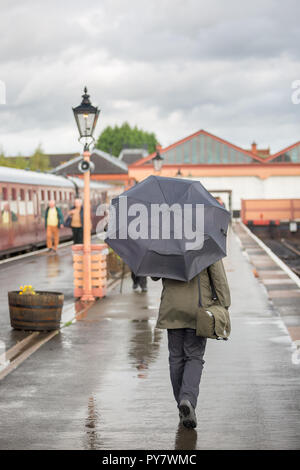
[
  {"x1": 132, "y1": 282, "x2": 138, "y2": 290},
  {"x1": 179, "y1": 400, "x2": 197, "y2": 429}
]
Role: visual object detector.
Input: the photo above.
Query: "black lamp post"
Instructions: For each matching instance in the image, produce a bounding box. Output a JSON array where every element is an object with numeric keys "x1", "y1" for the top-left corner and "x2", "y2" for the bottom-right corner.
[
  {"x1": 152, "y1": 145, "x2": 164, "y2": 172},
  {"x1": 72, "y1": 87, "x2": 100, "y2": 151},
  {"x1": 72, "y1": 87, "x2": 100, "y2": 302}
]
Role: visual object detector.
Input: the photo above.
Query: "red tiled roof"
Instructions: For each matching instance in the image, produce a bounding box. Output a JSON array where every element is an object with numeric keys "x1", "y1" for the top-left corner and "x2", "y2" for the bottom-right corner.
[
  {"x1": 130, "y1": 129, "x2": 266, "y2": 167},
  {"x1": 265, "y1": 141, "x2": 300, "y2": 162}
]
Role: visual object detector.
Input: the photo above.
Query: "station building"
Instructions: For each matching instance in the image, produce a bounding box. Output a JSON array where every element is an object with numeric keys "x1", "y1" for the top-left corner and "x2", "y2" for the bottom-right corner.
[
  {"x1": 129, "y1": 130, "x2": 300, "y2": 216},
  {"x1": 52, "y1": 129, "x2": 300, "y2": 218}
]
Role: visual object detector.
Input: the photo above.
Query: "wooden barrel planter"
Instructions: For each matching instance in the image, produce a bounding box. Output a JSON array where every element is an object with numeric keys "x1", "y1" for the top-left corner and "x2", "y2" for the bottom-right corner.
[{"x1": 8, "y1": 291, "x2": 64, "y2": 331}]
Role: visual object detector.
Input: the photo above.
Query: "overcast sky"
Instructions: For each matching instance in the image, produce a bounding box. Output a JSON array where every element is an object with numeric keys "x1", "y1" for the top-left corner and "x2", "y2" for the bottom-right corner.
[{"x1": 1, "y1": 0, "x2": 300, "y2": 156}]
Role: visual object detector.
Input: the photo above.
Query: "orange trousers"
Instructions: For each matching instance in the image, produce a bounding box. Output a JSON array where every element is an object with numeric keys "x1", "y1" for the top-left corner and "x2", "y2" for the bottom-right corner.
[{"x1": 46, "y1": 225, "x2": 59, "y2": 250}]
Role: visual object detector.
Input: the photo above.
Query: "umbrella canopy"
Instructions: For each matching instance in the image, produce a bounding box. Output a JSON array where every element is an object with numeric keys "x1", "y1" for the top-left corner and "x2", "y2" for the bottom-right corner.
[{"x1": 105, "y1": 175, "x2": 230, "y2": 281}]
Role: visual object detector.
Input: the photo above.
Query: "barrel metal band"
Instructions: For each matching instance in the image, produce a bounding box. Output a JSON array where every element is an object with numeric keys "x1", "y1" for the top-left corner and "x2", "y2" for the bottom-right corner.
[{"x1": 9, "y1": 304, "x2": 62, "y2": 309}]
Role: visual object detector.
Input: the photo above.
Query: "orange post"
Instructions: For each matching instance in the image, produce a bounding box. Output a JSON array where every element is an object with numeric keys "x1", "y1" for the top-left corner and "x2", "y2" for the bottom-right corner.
[{"x1": 81, "y1": 149, "x2": 94, "y2": 301}]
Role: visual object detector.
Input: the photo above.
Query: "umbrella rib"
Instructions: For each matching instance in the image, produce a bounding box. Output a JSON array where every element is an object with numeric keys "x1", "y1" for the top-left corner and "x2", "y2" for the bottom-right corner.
[
  {"x1": 156, "y1": 177, "x2": 169, "y2": 204},
  {"x1": 134, "y1": 246, "x2": 149, "y2": 275},
  {"x1": 156, "y1": 177, "x2": 193, "y2": 207},
  {"x1": 174, "y1": 183, "x2": 193, "y2": 206}
]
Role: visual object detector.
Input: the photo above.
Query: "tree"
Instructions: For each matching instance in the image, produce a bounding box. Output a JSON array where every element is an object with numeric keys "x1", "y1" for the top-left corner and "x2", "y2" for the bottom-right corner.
[
  {"x1": 14, "y1": 154, "x2": 28, "y2": 169},
  {"x1": 95, "y1": 122, "x2": 159, "y2": 157},
  {"x1": 0, "y1": 147, "x2": 32, "y2": 170},
  {"x1": 0, "y1": 147, "x2": 7, "y2": 167},
  {"x1": 29, "y1": 145, "x2": 50, "y2": 172}
]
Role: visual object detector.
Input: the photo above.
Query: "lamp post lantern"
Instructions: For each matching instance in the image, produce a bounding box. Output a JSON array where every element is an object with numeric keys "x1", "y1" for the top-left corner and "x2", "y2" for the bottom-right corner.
[
  {"x1": 152, "y1": 144, "x2": 164, "y2": 172},
  {"x1": 72, "y1": 87, "x2": 100, "y2": 150},
  {"x1": 72, "y1": 87, "x2": 100, "y2": 301}
]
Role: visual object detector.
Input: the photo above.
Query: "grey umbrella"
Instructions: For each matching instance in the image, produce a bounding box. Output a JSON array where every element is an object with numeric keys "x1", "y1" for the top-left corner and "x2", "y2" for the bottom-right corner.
[{"x1": 105, "y1": 175, "x2": 230, "y2": 281}]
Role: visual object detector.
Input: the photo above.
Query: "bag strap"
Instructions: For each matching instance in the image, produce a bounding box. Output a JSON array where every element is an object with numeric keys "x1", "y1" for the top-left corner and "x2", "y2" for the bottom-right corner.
[
  {"x1": 198, "y1": 268, "x2": 218, "y2": 307},
  {"x1": 207, "y1": 267, "x2": 218, "y2": 301}
]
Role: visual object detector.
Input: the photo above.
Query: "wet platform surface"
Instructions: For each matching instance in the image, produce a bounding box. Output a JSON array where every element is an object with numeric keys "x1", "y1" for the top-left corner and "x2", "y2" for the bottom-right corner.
[
  {"x1": 0, "y1": 226, "x2": 299, "y2": 449},
  {"x1": 234, "y1": 222, "x2": 300, "y2": 344}
]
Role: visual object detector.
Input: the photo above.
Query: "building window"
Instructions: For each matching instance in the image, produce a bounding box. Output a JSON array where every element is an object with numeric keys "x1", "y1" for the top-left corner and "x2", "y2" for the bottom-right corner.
[
  {"x1": 272, "y1": 144, "x2": 300, "y2": 163},
  {"x1": 28, "y1": 190, "x2": 32, "y2": 200},
  {"x1": 20, "y1": 189, "x2": 25, "y2": 201},
  {"x1": 48, "y1": 190, "x2": 51, "y2": 200},
  {"x1": 41, "y1": 190, "x2": 45, "y2": 200},
  {"x1": 11, "y1": 188, "x2": 17, "y2": 200},
  {"x1": 2, "y1": 187, "x2": 8, "y2": 201}
]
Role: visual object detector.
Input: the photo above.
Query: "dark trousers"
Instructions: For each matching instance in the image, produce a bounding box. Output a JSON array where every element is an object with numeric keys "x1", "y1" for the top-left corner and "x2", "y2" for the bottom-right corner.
[
  {"x1": 131, "y1": 272, "x2": 147, "y2": 289},
  {"x1": 72, "y1": 227, "x2": 83, "y2": 244},
  {"x1": 167, "y1": 328, "x2": 207, "y2": 409}
]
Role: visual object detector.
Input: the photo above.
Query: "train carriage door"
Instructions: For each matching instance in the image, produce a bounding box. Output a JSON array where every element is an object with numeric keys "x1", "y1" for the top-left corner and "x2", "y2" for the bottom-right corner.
[
  {"x1": 33, "y1": 190, "x2": 39, "y2": 216},
  {"x1": 33, "y1": 190, "x2": 40, "y2": 244}
]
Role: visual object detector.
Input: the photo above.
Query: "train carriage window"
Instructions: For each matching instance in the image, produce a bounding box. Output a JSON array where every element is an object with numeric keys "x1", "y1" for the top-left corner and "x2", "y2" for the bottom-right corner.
[
  {"x1": 2, "y1": 187, "x2": 8, "y2": 201},
  {"x1": 19, "y1": 189, "x2": 26, "y2": 215}
]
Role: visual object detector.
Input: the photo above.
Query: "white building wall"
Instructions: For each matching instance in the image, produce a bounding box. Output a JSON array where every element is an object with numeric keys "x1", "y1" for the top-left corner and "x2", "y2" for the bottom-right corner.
[{"x1": 190, "y1": 176, "x2": 300, "y2": 211}]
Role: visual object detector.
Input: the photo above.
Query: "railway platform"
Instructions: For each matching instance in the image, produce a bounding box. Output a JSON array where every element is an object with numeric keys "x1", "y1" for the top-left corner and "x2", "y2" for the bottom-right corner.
[
  {"x1": 234, "y1": 222, "x2": 300, "y2": 348},
  {"x1": 0, "y1": 224, "x2": 299, "y2": 450}
]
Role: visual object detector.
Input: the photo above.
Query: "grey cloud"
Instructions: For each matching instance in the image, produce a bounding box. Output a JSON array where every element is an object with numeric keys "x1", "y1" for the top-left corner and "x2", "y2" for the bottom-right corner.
[{"x1": 1, "y1": 0, "x2": 300, "y2": 155}]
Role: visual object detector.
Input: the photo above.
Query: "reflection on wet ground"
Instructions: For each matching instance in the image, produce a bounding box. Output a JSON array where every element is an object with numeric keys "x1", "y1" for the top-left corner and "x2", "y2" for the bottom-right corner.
[
  {"x1": 46, "y1": 254, "x2": 60, "y2": 278},
  {"x1": 128, "y1": 319, "x2": 162, "y2": 379},
  {"x1": 175, "y1": 425, "x2": 197, "y2": 450},
  {"x1": 84, "y1": 396, "x2": 102, "y2": 450}
]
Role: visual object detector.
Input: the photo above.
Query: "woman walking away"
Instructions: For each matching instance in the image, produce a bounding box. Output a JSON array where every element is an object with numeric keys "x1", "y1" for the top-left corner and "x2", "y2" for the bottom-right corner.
[
  {"x1": 154, "y1": 259, "x2": 231, "y2": 429},
  {"x1": 67, "y1": 198, "x2": 83, "y2": 244}
]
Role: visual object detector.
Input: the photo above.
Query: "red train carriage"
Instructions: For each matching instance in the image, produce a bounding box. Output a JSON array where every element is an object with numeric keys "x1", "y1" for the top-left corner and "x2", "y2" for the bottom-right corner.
[
  {"x1": 0, "y1": 166, "x2": 111, "y2": 257},
  {"x1": 241, "y1": 198, "x2": 300, "y2": 225}
]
